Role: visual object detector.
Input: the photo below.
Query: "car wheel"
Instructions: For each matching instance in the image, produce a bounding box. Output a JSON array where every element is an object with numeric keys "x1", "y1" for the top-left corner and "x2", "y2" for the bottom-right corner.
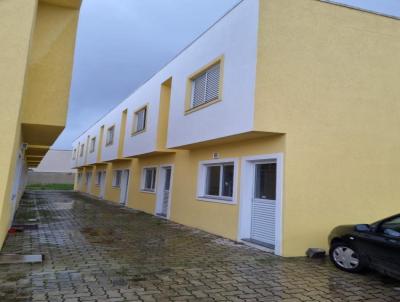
[{"x1": 329, "y1": 242, "x2": 366, "y2": 273}]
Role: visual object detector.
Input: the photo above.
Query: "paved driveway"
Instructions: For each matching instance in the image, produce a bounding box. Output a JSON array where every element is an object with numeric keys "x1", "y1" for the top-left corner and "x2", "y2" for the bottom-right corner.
[{"x1": 1, "y1": 191, "x2": 399, "y2": 302}]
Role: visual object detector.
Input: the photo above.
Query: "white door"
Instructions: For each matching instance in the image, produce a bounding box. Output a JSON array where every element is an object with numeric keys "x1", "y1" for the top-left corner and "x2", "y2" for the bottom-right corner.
[
  {"x1": 99, "y1": 171, "x2": 106, "y2": 199},
  {"x1": 157, "y1": 167, "x2": 172, "y2": 217},
  {"x1": 119, "y1": 170, "x2": 130, "y2": 206},
  {"x1": 86, "y1": 173, "x2": 92, "y2": 193},
  {"x1": 250, "y1": 161, "x2": 277, "y2": 249}
]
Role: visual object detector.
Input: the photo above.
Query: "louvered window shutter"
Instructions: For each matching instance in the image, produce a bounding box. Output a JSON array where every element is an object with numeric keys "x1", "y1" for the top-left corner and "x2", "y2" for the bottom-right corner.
[{"x1": 191, "y1": 63, "x2": 220, "y2": 108}]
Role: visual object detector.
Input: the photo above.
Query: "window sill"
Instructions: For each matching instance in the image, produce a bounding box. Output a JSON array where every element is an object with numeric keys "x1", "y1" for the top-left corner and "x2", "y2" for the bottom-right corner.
[
  {"x1": 140, "y1": 189, "x2": 156, "y2": 194},
  {"x1": 131, "y1": 129, "x2": 146, "y2": 137},
  {"x1": 196, "y1": 196, "x2": 235, "y2": 205},
  {"x1": 185, "y1": 98, "x2": 221, "y2": 115},
  {"x1": 112, "y1": 185, "x2": 120, "y2": 189}
]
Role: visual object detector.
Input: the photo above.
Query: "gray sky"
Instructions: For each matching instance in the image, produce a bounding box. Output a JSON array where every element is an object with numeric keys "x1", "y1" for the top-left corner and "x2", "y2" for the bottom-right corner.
[{"x1": 53, "y1": 0, "x2": 400, "y2": 150}]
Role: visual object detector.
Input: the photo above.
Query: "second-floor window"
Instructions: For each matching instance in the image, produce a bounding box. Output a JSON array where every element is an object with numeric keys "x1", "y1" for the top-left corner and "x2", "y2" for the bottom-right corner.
[
  {"x1": 72, "y1": 149, "x2": 77, "y2": 160},
  {"x1": 106, "y1": 126, "x2": 114, "y2": 146},
  {"x1": 79, "y1": 144, "x2": 84, "y2": 157},
  {"x1": 191, "y1": 63, "x2": 221, "y2": 109},
  {"x1": 133, "y1": 107, "x2": 147, "y2": 134},
  {"x1": 89, "y1": 137, "x2": 96, "y2": 153}
]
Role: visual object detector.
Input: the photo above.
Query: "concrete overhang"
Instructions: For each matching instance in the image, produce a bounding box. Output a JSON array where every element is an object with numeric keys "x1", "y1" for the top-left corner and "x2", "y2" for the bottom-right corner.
[
  {"x1": 25, "y1": 145, "x2": 50, "y2": 157},
  {"x1": 168, "y1": 131, "x2": 282, "y2": 150},
  {"x1": 22, "y1": 124, "x2": 64, "y2": 146}
]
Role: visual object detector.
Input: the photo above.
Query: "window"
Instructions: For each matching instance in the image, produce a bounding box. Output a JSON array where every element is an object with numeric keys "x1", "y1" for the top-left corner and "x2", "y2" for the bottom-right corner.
[
  {"x1": 89, "y1": 137, "x2": 96, "y2": 153},
  {"x1": 106, "y1": 126, "x2": 115, "y2": 146},
  {"x1": 133, "y1": 107, "x2": 147, "y2": 133},
  {"x1": 112, "y1": 170, "x2": 122, "y2": 187},
  {"x1": 142, "y1": 167, "x2": 157, "y2": 192},
  {"x1": 191, "y1": 63, "x2": 220, "y2": 109},
  {"x1": 379, "y1": 216, "x2": 400, "y2": 238},
  {"x1": 199, "y1": 162, "x2": 235, "y2": 201},
  {"x1": 254, "y1": 163, "x2": 277, "y2": 200},
  {"x1": 72, "y1": 149, "x2": 77, "y2": 160},
  {"x1": 79, "y1": 144, "x2": 84, "y2": 157},
  {"x1": 96, "y1": 171, "x2": 102, "y2": 186}
]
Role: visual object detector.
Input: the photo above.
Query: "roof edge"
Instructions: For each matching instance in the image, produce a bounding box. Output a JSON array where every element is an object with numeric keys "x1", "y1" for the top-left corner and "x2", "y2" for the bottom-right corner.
[{"x1": 319, "y1": 0, "x2": 400, "y2": 21}]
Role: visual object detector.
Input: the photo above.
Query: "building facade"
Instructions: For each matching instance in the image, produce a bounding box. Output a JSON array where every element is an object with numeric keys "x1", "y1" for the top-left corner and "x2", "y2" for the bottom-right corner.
[
  {"x1": 28, "y1": 149, "x2": 76, "y2": 185},
  {"x1": 0, "y1": 0, "x2": 81, "y2": 248},
  {"x1": 72, "y1": 0, "x2": 400, "y2": 257}
]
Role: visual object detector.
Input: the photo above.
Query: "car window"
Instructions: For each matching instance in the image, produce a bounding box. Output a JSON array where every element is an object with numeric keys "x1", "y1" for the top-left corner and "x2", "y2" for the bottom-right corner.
[{"x1": 379, "y1": 217, "x2": 400, "y2": 238}]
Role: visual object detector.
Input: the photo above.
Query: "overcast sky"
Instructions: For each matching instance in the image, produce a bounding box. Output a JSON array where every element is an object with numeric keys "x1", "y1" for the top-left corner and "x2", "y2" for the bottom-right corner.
[{"x1": 53, "y1": 0, "x2": 400, "y2": 150}]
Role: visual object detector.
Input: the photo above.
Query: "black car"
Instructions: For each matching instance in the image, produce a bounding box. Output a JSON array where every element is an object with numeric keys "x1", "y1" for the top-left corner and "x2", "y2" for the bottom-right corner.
[{"x1": 328, "y1": 214, "x2": 400, "y2": 279}]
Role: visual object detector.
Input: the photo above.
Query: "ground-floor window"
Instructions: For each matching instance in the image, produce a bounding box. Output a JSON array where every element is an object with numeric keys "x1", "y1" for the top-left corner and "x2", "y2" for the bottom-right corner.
[
  {"x1": 142, "y1": 167, "x2": 157, "y2": 192},
  {"x1": 112, "y1": 170, "x2": 122, "y2": 187},
  {"x1": 198, "y1": 160, "x2": 236, "y2": 202}
]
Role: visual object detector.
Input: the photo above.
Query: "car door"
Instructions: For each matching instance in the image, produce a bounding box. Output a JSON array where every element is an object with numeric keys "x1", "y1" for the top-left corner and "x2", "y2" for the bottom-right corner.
[
  {"x1": 373, "y1": 216, "x2": 400, "y2": 277},
  {"x1": 350, "y1": 216, "x2": 400, "y2": 276}
]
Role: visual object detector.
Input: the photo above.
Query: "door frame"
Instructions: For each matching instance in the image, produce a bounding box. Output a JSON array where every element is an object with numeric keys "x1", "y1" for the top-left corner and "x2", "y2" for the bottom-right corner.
[
  {"x1": 155, "y1": 164, "x2": 174, "y2": 219},
  {"x1": 238, "y1": 153, "x2": 284, "y2": 256},
  {"x1": 119, "y1": 169, "x2": 130, "y2": 206}
]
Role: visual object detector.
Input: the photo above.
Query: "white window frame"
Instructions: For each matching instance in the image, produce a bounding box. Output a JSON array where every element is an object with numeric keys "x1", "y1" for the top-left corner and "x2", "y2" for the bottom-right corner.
[
  {"x1": 89, "y1": 137, "x2": 96, "y2": 153},
  {"x1": 141, "y1": 166, "x2": 157, "y2": 193},
  {"x1": 106, "y1": 126, "x2": 115, "y2": 146},
  {"x1": 112, "y1": 170, "x2": 122, "y2": 188},
  {"x1": 197, "y1": 158, "x2": 238, "y2": 204},
  {"x1": 191, "y1": 63, "x2": 221, "y2": 109},
  {"x1": 133, "y1": 106, "x2": 147, "y2": 134}
]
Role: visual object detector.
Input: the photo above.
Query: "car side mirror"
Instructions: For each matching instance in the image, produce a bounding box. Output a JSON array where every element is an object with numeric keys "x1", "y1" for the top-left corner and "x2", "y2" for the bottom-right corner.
[{"x1": 355, "y1": 224, "x2": 370, "y2": 232}]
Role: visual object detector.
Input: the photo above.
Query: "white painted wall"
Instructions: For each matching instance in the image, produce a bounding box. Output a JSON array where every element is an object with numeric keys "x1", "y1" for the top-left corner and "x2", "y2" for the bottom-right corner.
[
  {"x1": 123, "y1": 76, "x2": 163, "y2": 157},
  {"x1": 85, "y1": 126, "x2": 100, "y2": 165},
  {"x1": 100, "y1": 104, "x2": 123, "y2": 162},
  {"x1": 72, "y1": 0, "x2": 260, "y2": 164},
  {"x1": 33, "y1": 150, "x2": 75, "y2": 172},
  {"x1": 166, "y1": 0, "x2": 259, "y2": 147}
]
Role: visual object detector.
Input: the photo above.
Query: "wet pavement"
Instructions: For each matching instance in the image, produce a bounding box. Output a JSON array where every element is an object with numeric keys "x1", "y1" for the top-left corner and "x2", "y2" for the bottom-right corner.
[{"x1": 1, "y1": 191, "x2": 400, "y2": 302}]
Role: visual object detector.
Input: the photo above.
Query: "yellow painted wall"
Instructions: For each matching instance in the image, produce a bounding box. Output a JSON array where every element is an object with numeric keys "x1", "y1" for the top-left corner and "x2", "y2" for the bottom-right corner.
[
  {"x1": 171, "y1": 136, "x2": 284, "y2": 240},
  {"x1": 84, "y1": 167, "x2": 94, "y2": 194},
  {"x1": 21, "y1": 1, "x2": 80, "y2": 141},
  {"x1": 92, "y1": 165, "x2": 107, "y2": 198},
  {"x1": 0, "y1": 0, "x2": 38, "y2": 249},
  {"x1": 104, "y1": 161, "x2": 132, "y2": 203},
  {"x1": 128, "y1": 155, "x2": 175, "y2": 214},
  {"x1": 76, "y1": 138, "x2": 284, "y2": 248},
  {"x1": 255, "y1": 0, "x2": 400, "y2": 256},
  {"x1": 0, "y1": 0, "x2": 80, "y2": 250},
  {"x1": 156, "y1": 79, "x2": 172, "y2": 150}
]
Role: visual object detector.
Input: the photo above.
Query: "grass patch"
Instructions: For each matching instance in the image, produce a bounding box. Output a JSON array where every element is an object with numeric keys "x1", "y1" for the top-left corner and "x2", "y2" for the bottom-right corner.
[{"x1": 26, "y1": 183, "x2": 74, "y2": 191}]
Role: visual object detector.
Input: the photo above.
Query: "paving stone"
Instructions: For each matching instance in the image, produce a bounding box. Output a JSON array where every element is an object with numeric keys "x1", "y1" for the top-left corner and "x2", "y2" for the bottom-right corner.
[{"x1": 0, "y1": 191, "x2": 399, "y2": 302}]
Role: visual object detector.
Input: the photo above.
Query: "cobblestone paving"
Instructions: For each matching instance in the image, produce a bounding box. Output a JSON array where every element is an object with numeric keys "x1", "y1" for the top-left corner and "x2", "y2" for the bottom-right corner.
[{"x1": 1, "y1": 191, "x2": 400, "y2": 302}]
